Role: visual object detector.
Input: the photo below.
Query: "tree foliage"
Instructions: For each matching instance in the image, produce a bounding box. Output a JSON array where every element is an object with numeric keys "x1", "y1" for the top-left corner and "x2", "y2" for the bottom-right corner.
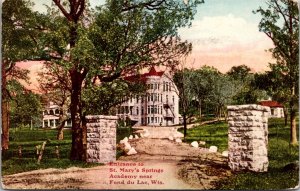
[
  {"x1": 255, "y1": 0, "x2": 299, "y2": 145},
  {"x1": 2, "y1": 0, "x2": 45, "y2": 150},
  {"x1": 40, "y1": 0, "x2": 203, "y2": 160}
]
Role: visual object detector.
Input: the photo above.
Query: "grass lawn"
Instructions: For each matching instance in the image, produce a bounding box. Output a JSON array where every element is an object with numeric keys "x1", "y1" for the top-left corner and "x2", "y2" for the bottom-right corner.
[
  {"x1": 2, "y1": 126, "x2": 132, "y2": 175},
  {"x1": 2, "y1": 128, "x2": 100, "y2": 175},
  {"x1": 179, "y1": 118, "x2": 299, "y2": 190}
]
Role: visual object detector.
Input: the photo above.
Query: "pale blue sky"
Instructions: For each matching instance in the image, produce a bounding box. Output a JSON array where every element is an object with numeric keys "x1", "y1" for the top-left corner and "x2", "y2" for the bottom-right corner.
[{"x1": 33, "y1": 0, "x2": 264, "y2": 22}]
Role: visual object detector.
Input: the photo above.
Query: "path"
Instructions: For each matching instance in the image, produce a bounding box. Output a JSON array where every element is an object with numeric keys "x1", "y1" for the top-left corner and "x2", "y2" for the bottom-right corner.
[{"x1": 3, "y1": 136, "x2": 230, "y2": 189}]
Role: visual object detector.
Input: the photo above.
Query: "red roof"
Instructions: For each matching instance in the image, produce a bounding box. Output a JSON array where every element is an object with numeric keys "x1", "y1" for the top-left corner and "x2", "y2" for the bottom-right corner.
[
  {"x1": 259, "y1": 101, "x2": 284, "y2": 108},
  {"x1": 124, "y1": 67, "x2": 164, "y2": 82}
]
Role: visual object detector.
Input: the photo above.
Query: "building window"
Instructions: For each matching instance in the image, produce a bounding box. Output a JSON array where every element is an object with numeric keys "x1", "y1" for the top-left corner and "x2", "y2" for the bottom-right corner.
[
  {"x1": 50, "y1": 110, "x2": 54, "y2": 115},
  {"x1": 55, "y1": 119, "x2": 59, "y2": 126},
  {"x1": 141, "y1": 106, "x2": 144, "y2": 115},
  {"x1": 271, "y1": 108, "x2": 274, "y2": 115},
  {"x1": 49, "y1": 119, "x2": 54, "y2": 127},
  {"x1": 169, "y1": 82, "x2": 172, "y2": 91},
  {"x1": 148, "y1": 106, "x2": 150, "y2": 114},
  {"x1": 148, "y1": 117, "x2": 150, "y2": 124},
  {"x1": 151, "y1": 106, "x2": 154, "y2": 114},
  {"x1": 172, "y1": 96, "x2": 175, "y2": 103},
  {"x1": 161, "y1": 94, "x2": 162, "y2": 102},
  {"x1": 151, "y1": 117, "x2": 154, "y2": 123},
  {"x1": 141, "y1": 118, "x2": 144, "y2": 125},
  {"x1": 136, "y1": 107, "x2": 139, "y2": 115},
  {"x1": 44, "y1": 120, "x2": 48, "y2": 127},
  {"x1": 44, "y1": 110, "x2": 48, "y2": 115},
  {"x1": 155, "y1": 117, "x2": 157, "y2": 123},
  {"x1": 163, "y1": 82, "x2": 165, "y2": 91},
  {"x1": 166, "y1": 95, "x2": 168, "y2": 103},
  {"x1": 161, "y1": 106, "x2": 163, "y2": 114},
  {"x1": 166, "y1": 83, "x2": 169, "y2": 92},
  {"x1": 55, "y1": 109, "x2": 60, "y2": 115}
]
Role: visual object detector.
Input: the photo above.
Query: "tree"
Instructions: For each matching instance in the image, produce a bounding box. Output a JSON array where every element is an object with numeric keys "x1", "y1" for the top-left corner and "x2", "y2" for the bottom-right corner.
[
  {"x1": 38, "y1": 62, "x2": 71, "y2": 140},
  {"x1": 173, "y1": 67, "x2": 197, "y2": 140},
  {"x1": 227, "y1": 65, "x2": 267, "y2": 104},
  {"x1": 209, "y1": 74, "x2": 238, "y2": 120},
  {"x1": 10, "y1": 87, "x2": 42, "y2": 129},
  {"x1": 227, "y1": 65, "x2": 251, "y2": 82},
  {"x1": 189, "y1": 69, "x2": 210, "y2": 121},
  {"x1": 82, "y1": 80, "x2": 146, "y2": 116},
  {"x1": 255, "y1": 0, "x2": 299, "y2": 145},
  {"x1": 2, "y1": 0, "x2": 44, "y2": 150},
  {"x1": 44, "y1": 0, "x2": 203, "y2": 160}
]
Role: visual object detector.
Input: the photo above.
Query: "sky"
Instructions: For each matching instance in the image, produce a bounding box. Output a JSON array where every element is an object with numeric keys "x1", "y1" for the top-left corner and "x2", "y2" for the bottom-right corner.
[{"x1": 20, "y1": 0, "x2": 277, "y2": 91}]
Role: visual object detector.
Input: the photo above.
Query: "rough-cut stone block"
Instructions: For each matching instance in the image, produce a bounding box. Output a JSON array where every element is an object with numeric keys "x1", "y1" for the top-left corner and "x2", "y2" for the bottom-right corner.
[
  {"x1": 175, "y1": 138, "x2": 182, "y2": 143},
  {"x1": 86, "y1": 115, "x2": 117, "y2": 164},
  {"x1": 191, "y1": 141, "x2": 199, "y2": 148},
  {"x1": 227, "y1": 104, "x2": 268, "y2": 172},
  {"x1": 124, "y1": 142, "x2": 131, "y2": 151},
  {"x1": 209, "y1": 146, "x2": 218, "y2": 153},
  {"x1": 127, "y1": 147, "x2": 137, "y2": 155},
  {"x1": 222, "y1": 151, "x2": 228, "y2": 157}
]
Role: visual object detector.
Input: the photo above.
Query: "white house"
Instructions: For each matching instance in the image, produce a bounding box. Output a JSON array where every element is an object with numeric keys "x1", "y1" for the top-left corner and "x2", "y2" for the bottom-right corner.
[
  {"x1": 259, "y1": 100, "x2": 285, "y2": 118},
  {"x1": 42, "y1": 102, "x2": 72, "y2": 128},
  {"x1": 116, "y1": 67, "x2": 181, "y2": 126}
]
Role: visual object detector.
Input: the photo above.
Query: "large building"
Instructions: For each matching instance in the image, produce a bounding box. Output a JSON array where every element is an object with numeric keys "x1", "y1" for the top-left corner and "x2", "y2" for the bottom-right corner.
[
  {"x1": 42, "y1": 102, "x2": 72, "y2": 128},
  {"x1": 116, "y1": 67, "x2": 181, "y2": 126},
  {"x1": 259, "y1": 100, "x2": 285, "y2": 118}
]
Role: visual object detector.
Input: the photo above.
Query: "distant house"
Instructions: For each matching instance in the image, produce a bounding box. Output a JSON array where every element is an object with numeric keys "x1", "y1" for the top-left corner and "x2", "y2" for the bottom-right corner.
[
  {"x1": 259, "y1": 100, "x2": 284, "y2": 118},
  {"x1": 42, "y1": 102, "x2": 72, "y2": 128},
  {"x1": 117, "y1": 67, "x2": 181, "y2": 126}
]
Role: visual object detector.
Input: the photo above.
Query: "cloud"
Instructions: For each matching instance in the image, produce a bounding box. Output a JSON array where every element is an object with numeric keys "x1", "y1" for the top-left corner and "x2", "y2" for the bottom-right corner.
[{"x1": 178, "y1": 14, "x2": 274, "y2": 72}]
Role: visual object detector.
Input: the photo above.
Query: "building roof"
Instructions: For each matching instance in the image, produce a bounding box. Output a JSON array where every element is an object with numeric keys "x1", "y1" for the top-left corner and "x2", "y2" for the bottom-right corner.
[
  {"x1": 259, "y1": 100, "x2": 284, "y2": 108},
  {"x1": 124, "y1": 67, "x2": 164, "y2": 82}
]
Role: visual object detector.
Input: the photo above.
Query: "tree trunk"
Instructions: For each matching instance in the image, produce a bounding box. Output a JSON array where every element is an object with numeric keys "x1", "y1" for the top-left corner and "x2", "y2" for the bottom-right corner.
[
  {"x1": 290, "y1": 103, "x2": 298, "y2": 145},
  {"x1": 183, "y1": 113, "x2": 187, "y2": 141},
  {"x1": 2, "y1": 69, "x2": 9, "y2": 151},
  {"x1": 82, "y1": 114, "x2": 87, "y2": 160},
  {"x1": 56, "y1": 122, "x2": 65, "y2": 140},
  {"x1": 284, "y1": 107, "x2": 288, "y2": 126},
  {"x1": 290, "y1": 85, "x2": 298, "y2": 145},
  {"x1": 69, "y1": 70, "x2": 85, "y2": 161},
  {"x1": 198, "y1": 99, "x2": 202, "y2": 122}
]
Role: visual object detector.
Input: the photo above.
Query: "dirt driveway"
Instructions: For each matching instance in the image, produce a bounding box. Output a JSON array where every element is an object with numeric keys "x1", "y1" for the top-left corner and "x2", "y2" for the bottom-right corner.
[{"x1": 2, "y1": 138, "x2": 230, "y2": 190}]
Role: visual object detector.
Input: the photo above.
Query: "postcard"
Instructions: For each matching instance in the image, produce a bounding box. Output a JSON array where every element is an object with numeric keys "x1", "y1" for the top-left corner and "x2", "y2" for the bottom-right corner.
[{"x1": 2, "y1": 0, "x2": 299, "y2": 190}]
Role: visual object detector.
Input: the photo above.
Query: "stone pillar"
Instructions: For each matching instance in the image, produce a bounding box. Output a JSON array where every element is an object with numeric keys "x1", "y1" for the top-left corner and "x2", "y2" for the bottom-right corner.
[
  {"x1": 86, "y1": 115, "x2": 117, "y2": 163},
  {"x1": 227, "y1": 104, "x2": 270, "y2": 172}
]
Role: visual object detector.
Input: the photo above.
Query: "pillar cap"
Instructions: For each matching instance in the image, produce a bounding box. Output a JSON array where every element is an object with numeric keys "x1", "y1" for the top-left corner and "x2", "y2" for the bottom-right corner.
[{"x1": 227, "y1": 104, "x2": 270, "y2": 112}]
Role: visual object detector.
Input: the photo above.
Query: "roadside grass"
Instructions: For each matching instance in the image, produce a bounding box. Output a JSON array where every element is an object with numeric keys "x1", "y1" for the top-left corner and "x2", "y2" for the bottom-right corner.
[
  {"x1": 2, "y1": 128, "x2": 100, "y2": 176},
  {"x1": 3, "y1": 125, "x2": 134, "y2": 175},
  {"x1": 178, "y1": 121, "x2": 228, "y2": 152},
  {"x1": 180, "y1": 117, "x2": 299, "y2": 190}
]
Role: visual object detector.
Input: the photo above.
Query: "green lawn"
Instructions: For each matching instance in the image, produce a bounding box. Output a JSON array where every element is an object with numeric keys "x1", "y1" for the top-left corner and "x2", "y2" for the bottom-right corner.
[
  {"x1": 2, "y1": 127, "x2": 132, "y2": 175},
  {"x1": 2, "y1": 128, "x2": 101, "y2": 175},
  {"x1": 179, "y1": 118, "x2": 299, "y2": 190}
]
